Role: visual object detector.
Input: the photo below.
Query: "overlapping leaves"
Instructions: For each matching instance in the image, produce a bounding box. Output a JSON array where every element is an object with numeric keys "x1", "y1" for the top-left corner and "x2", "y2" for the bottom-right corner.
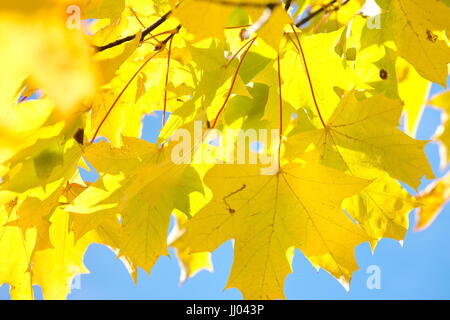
[{"x1": 0, "y1": 0, "x2": 449, "y2": 300}]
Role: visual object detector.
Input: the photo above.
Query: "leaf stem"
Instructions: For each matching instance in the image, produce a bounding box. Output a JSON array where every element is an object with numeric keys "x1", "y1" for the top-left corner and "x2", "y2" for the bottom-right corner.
[
  {"x1": 94, "y1": 1, "x2": 350, "y2": 52},
  {"x1": 289, "y1": 25, "x2": 326, "y2": 128},
  {"x1": 162, "y1": 35, "x2": 174, "y2": 130},
  {"x1": 142, "y1": 29, "x2": 178, "y2": 45},
  {"x1": 130, "y1": 7, "x2": 146, "y2": 29},
  {"x1": 277, "y1": 54, "x2": 283, "y2": 171},
  {"x1": 226, "y1": 36, "x2": 255, "y2": 68},
  {"x1": 90, "y1": 51, "x2": 160, "y2": 143},
  {"x1": 211, "y1": 37, "x2": 256, "y2": 128}
]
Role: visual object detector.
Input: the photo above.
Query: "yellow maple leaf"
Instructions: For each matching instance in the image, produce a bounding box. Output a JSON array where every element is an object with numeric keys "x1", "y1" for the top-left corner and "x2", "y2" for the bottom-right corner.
[
  {"x1": 172, "y1": 0, "x2": 291, "y2": 49},
  {"x1": 169, "y1": 211, "x2": 213, "y2": 283},
  {"x1": 79, "y1": 0, "x2": 126, "y2": 20},
  {"x1": 343, "y1": 175, "x2": 417, "y2": 248},
  {"x1": 1, "y1": 0, "x2": 448, "y2": 300},
  {"x1": 286, "y1": 92, "x2": 434, "y2": 190},
  {"x1": 0, "y1": 197, "x2": 35, "y2": 300},
  {"x1": 397, "y1": 58, "x2": 431, "y2": 137},
  {"x1": 281, "y1": 29, "x2": 359, "y2": 122},
  {"x1": 303, "y1": 0, "x2": 365, "y2": 33},
  {"x1": 345, "y1": 16, "x2": 432, "y2": 138},
  {"x1": 31, "y1": 208, "x2": 92, "y2": 300},
  {"x1": 67, "y1": 137, "x2": 204, "y2": 272},
  {"x1": 185, "y1": 157, "x2": 370, "y2": 299},
  {"x1": 0, "y1": 8, "x2": 98, "y2": 115},
  {"x1": 363, "y1": 0, "x2": 450, "y2": 86},
  {"x1": 429, "y1": 90, "x2": 450, "y2": 165},
  {"x1": 0, "y1": 174, "x2": 94, "y2": 299},
  {"x1": 415, "y1": 172, "x2": 450, "y2": 231}
]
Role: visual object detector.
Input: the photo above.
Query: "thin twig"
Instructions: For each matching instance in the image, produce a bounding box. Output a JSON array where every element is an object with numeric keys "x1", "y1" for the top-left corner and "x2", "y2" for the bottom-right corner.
[
  {"x1": 94, "y1": 10, "x2": 172, "y2": 52},
  {"x1": 295, "y1": 0, "x2": 351, "y2": 28},
  {"x1": 289, "y1": 25, "x2": 326, "y2": 128}
]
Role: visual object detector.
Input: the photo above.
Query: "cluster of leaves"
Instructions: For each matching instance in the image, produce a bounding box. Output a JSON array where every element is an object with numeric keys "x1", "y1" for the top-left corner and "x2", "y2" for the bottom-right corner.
[{"x1": 0, "y1": 0, "x2": 449, "y2": 300}]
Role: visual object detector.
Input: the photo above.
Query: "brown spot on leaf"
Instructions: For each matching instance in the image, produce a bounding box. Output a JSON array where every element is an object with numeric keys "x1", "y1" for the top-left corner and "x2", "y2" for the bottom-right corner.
[
  {"x1": 379, "y1": 69, "x2": 388, "y2": 80},
  {"x1": 74, "y1": 128, "x2": 84, "y2": 145},
  {"x1": 426, "y1": 30, "x2": 438, "y2": 43},
  {"x1": 223, "y1": 184, "x2": 246, "y2": 214}
]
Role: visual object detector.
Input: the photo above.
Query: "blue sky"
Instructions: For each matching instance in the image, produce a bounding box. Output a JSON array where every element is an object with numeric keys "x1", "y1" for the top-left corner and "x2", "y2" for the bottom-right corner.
[{"x1": 1, "y1": 81, "x2": 449, "y2": 300}]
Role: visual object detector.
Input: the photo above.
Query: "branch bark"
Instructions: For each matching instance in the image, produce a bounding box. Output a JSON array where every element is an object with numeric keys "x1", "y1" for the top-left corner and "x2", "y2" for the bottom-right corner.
[
  {"x1": 94, "y1": 0, "x2": 351, "y2": 53},
  {"x1": 295, "y1": 0, "x2": 351, "y2": 28}
]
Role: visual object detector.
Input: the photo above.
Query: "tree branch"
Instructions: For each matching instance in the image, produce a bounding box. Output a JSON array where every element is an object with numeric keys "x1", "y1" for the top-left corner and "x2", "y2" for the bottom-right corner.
[
  {"x1": 295, "y1": 0, "x2": 351, "y2": 28},
  {"x1": 94, "y1": 10, "x2": 172, "y2": 52},
  {"x1": 285, "y1": 0, "x2": 293, "y2": 10},
  {"x1": 93, "y1": 0, "x2": 350, "y2": 53}
]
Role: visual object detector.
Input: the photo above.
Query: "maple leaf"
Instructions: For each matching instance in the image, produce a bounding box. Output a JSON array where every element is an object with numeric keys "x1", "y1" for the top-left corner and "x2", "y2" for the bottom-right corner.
[
  {"x1": 67, "y1": 137, "x2": 204, "y2": 273},
  {"x1": 286, "y1": 92, "x2": 434, "y2": 190},
  {"x1": 429, "y1": 91, "x2": 450, "y2": 165},
  {"x1": 342, "y1": 175, "x2": 417, "y2": 248},
  {"x1": 345, "y1": 16, "x2": 431, "y2": 137},
  {"x1": 361, "y1": 0, "x2": 450, "y2": 86},
  {"x1": 0, "y1": 99, "x2": 57, "y2": 164},
  {"x1": 302, "y1": 0, "x2": 365, "y2": 34},
  {"x1": 0, "y1": 129, "x2": 83, "y2": 194},
  {"x1": 0, "y1": 197, "x2": 35, "y2": 300},
  {"x1": 0, "y1": 176, "x2": 95, "y2": 299},
  {"x1": 79, "y1": 0, "x2": 126, "y2": 20},
  {"x1": 31, "y1": 207, "x2": 93, "y2": 300},
  {"x1": 415, "y1": 172, "x2": 450, "y2": 231},
  {"x1": 397, "y1": 58, "x2": 431, "y2": 138},
  {"x1": 0, "y1": 7, "x2": 98, "y2": 114},
  {"x1": 171, "y1": 0, "x2": 291, "y2": 48},
  {"x1": 1, "y1": 0, "x2": 449, "y2": 300},
  {"x1": 169, "y1": 211, "x2": 214, "y2": 283},
  {"x1": 185, "y1": 157, "x2": 370, "y2": 299},
  {"x1": 281, "y1": 28, "x2": 359, "y2": 123}
]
